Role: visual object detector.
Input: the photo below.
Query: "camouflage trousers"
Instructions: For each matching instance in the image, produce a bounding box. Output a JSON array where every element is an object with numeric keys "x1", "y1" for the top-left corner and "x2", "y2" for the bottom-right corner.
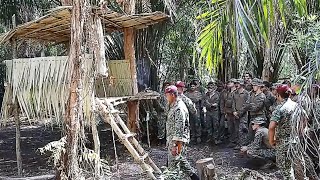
[
  {"x1": 157, "y1": 113, "x2": 166, "y2": 140},
  {"x1": 276, "y1": 141, "x2": 292, "y2": 180},
  {"x1": 167, "y1": 143, "x2": 195, "y2": 177},
  {"x1": 238, "y1": 116, "x2": 249, "y2": 146},
  {"x1": 247, "y1": 148, "x2": 276, "y2": 160},
  {"x1": 226, "y1": 114, "x2": 239, "y2": 144},
  {"x1": 205, "y1": 111, "x2": 220, "y2": 140},
  {"x1": 190, "y1": 113, "x2": 201, "y2": 139}
]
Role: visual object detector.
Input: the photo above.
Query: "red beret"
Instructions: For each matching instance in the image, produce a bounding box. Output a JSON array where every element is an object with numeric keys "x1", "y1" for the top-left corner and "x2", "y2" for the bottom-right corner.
[
  {"x1": 276, "y1": 84, "x2": 292, "y2": 94},
  {"x1": 165, "y1": 85, "x2": 178, "y2": 94},
  {"x1": 176, "y1": 81, "x2": 185, "y2": 88}
]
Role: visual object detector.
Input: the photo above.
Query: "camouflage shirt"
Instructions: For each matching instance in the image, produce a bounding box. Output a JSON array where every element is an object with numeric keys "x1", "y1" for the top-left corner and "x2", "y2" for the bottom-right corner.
[
  {"x1": 202, "y1": 91, "x2": 220, "y2": 112},
  {"x1": 245, "y1": 91, "x2": 266, "y2": 117},
  {"x1": 224, "y1": 89, "x2": 236, "y2": 114},
  {"x1": 166, "y1": 99, "x2": 190, "y2": 143},
  {"x1": 179, "y1": 94, "x2": 197, "y2": 114},
  {"x1": 185, "y1": 90, "x2": 202, "y2": 111},
  {"x1": 233, "y1": 88, "x2": 250, "y2": 117},
  {"x1": 270, "y1": 98, "x2": 297, "y2": 142},
  {"x1": 248, "y1": 127, "x2": 272, "y2": 150}
]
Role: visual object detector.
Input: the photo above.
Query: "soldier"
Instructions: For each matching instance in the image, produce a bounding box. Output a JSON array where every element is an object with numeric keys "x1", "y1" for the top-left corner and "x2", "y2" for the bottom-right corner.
[
  {"x1": 157, "y1": 82, "x2": 171, "y2": 145},
  {"x1": 232, "y1": 79, "x2": 250, "y2": 147},
  {"x1": 224, "y1": 79, "x2": 237, "y2": 147},
  {"x1": 241, "y1": 117, "x2": 275, "y2": 168},
  {"x1": 262, "y1": 81, "x2": 276, "y2": 126},
  {"x1": 164, "y1": 85, "x2": 199, "y2": 180},
  {"x1": 202, "y1": 81, "x2": 220, "y2": 144},
  {"x1": 244, "y1": 78, "x2": 266, "y2": 143},
  {"x1": 217, "y1": 81, "x2": 228, "y2": 141},
  {"x1": 268, "y1": 84, "x2": 295, "y2": 179},
  {"x1": 243, "y1": 73, "x2": 253, "y2": 92},
  {"x1": 185, "y1": 81, "x2": 203, "y2": 144},
  {"x1": 175, "y1": 81, "x2": 200, "y2": 144}
]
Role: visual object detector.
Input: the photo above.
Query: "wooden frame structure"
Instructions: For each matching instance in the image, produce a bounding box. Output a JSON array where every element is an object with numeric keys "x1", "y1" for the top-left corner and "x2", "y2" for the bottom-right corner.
[{"x1": 0, "y1": 5, "x2": 168, "y2": 179}]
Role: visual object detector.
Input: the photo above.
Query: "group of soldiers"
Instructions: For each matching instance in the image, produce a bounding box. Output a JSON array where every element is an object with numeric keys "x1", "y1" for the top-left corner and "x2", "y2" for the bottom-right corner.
[{"x1": 159, "y1": 73, "x2": 320, "y2": 180}]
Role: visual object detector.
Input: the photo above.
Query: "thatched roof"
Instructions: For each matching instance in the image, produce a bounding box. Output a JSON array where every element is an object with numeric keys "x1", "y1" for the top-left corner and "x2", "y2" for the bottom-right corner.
[{"x1": 0, "y1": 6, "x2": 169, "y2": 44}]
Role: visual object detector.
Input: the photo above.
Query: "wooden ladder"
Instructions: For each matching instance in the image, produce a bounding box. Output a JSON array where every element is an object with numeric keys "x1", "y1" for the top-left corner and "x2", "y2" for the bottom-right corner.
[{"x1": 95, "y1": 98, "x2": 161, "y2": 179}]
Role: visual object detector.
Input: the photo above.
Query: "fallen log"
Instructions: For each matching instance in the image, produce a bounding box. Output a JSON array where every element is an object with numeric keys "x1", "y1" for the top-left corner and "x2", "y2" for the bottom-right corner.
[{"x1": 0, "y1": 175, "x2": 55, "y2": 180}]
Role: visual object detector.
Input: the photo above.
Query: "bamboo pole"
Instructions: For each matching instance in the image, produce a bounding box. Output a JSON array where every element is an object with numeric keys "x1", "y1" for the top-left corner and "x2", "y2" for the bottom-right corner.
[{"x1": 11, "y1": 14, "x2": 22, "y2": 177}]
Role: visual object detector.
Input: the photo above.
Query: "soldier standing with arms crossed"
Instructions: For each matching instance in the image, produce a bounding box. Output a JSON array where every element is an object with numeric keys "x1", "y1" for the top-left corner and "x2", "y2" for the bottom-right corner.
[
  {"x1": 185, "y1": 81, "x2": 203, "y2": 144},
  {"x1": 202, "y1": 82, "x2": 221, "y2": 144},
  {"x1": 224, "y1": 79, "x2": 237, "y2": 147},
  {"x1": 164, "y1": 85, "x2": 199, "y2": 180},
  {"x1": 232, "y1": 79, "x2": 250, "y2": 148}
]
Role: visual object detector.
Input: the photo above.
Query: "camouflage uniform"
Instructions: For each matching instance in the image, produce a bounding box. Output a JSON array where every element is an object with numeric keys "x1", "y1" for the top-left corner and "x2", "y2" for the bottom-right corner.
[
  {"x1": 157, "y1": 93, "x2": 168, "y2": 140},
  {"x1": 247, "y1": 127, "x2": 275, "y2": 160},
  {"x1": 185, "y1": 91, "x2": 202, "y2": 141},
  {"x1": 166, "y1": 98, "x2": 195, "y2": 176},
  {"x1": 233, "y1": 88, "x2": 250, "y2": 146},
  {"x1": 264, "y1": 90, "x2": 276, "y2": 125},
  {"x1": 202, "y1": 90, "x2": 220, "y2": 141},
  {"x1": 245, "y1": 91, "x2": 266, "y2": 143},
  {"x1": 224, "y1": 89, "x2": 237, "y2": 144},
  {"x1": 219, "y1": 89, "x2": 228, "y2": 140},
  {"x1": 270, "y1": 98, "x2": 297, "y2": 179}
]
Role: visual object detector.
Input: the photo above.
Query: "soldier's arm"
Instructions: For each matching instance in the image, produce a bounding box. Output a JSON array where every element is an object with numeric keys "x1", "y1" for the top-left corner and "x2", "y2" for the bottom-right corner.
[
  {"x1": 250, "y1": 94, "x2": 266, "y2": 112},
  {"x1": 220, "y1": 94, "x2": 225, "y2": 114},
  {"x1": 187, "y1": 98, "x2": 197, "y2": 114},
  {"x1": 248, "y1": 130, "x2": 263, "y2": 150},
  {"x1": 172, "y1": 109, "x2": 186, "y2": 143},
  {"x1": 238, "y1": 92, "x2": 250, "y2": 117},
  {"x1": 269, "y1": 107, "x2": 281, "y2": 146}
]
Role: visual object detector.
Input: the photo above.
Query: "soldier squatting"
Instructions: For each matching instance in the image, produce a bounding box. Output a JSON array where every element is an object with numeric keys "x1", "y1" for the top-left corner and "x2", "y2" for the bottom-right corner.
[{"x1": 154, "y1": 73, "x2": 320, "y2": 179}]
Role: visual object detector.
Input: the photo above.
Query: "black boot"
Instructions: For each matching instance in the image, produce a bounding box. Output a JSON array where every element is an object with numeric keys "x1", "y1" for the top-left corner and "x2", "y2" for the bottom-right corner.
[{"x1": 190, "y1": 173, "x2": 200, "y2": 180}]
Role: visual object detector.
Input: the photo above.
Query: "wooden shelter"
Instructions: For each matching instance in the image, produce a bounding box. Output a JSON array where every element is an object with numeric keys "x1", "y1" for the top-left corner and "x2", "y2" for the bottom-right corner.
[{"x1": 0, "y1": 5, "x2": 168, "y2": 179}]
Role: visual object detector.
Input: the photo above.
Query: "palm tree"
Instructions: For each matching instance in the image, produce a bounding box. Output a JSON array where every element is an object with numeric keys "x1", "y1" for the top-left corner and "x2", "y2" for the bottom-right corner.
[{"x1": 196, "y1": 0, "x2": 309, "y2": 81}]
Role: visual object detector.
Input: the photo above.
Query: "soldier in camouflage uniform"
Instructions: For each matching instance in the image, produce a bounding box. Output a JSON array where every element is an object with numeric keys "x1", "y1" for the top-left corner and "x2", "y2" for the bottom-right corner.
[
  {"x1": 224, "y1": 79, "x2": 237, "y2": 147},
  {"x1": 202, "y1": 82, "x2": 220, "y2": 144},
  {"x1": 243, "y1": 73, "x2": 253, "y2": 92},
  {"x1": 217, "y1": 81, "x2": 228, "y2": 141},
  {"x1": 232, "y1": 79, "x2": 250, "y2": 147},
  {"x1": 243, "y1": 78, "x2": 266, "y2": 143},
  {"x1": 241, "y1": 117, "x2": 275, "y2": 165},
  {"x1": 269, "y1": 84, "x2": 296, "y2": 179},
  {"x1": 164, "y1": 85, "x2": 199, "y2": 180},
  {"x1": 185, "y1": 81, "x2": 203, "y2": 144},
  {"x1": 157, "y1": 82, "x2": 171, "y2": 144},
  {"x1": 175, "y1": 81, "x2": 199, "y2": 144},
  {"x1": 262, "y1": 81, "x2": 276, "y2": 126}
]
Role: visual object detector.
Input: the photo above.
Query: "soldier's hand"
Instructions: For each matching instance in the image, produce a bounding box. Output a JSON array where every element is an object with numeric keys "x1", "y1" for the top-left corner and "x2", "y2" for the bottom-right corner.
[{"x1": 240, "y1": 146, "x2": 248, "y2": 152}]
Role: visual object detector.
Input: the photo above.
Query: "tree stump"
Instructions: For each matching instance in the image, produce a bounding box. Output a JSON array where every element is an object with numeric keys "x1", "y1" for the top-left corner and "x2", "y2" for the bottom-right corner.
[
  {"x1": 204, "y1": 164, "x2": 216, "y2": 180},
  {"x1": 196, "y1": 158, "x2": 215, "y2": 180}
]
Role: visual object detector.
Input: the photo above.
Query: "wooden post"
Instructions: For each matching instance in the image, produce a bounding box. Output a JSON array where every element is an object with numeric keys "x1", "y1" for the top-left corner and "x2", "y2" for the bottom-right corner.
[
  {"x1": 11, "y1": 14, "x2": 22, "y2": 177},
  {"x1": 127, "y1": 100, "x2": 139, "y2": 133},
  {"x1": 124, "y1": 27, "x2": 138, "y2": 95}
]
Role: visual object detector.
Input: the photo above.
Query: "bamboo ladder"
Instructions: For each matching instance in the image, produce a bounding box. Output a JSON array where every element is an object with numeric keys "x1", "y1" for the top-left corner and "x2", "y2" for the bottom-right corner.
[{"x1": 95, "y1": 98, "x2": 161, "y2": 179}]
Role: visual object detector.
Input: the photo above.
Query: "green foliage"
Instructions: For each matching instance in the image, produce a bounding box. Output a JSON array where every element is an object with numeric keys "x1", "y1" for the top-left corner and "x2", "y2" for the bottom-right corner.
[{"x1": 196, "y1": 0, "x2": 309, "y2": 77}]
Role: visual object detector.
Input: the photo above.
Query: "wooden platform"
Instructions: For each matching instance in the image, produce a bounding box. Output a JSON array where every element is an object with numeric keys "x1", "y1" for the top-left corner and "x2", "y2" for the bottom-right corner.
[
  {"x1": 0, "y1": 6, "x2": 169, "y2": 44},
  {"x1": 100, "y1": 90, "x2": 161, "y2": 106}
]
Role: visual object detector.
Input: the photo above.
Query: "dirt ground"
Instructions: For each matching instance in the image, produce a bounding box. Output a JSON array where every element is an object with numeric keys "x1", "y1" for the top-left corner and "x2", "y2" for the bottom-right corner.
[{"x1": 0, "y1": 122, "x2": 282, "y2": 179}]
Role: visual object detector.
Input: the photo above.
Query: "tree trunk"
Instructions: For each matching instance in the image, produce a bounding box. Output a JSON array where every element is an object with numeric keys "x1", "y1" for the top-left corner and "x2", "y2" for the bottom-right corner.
[{"x1": 61, "y1": 0, "x2": 85, "y2": 178}]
